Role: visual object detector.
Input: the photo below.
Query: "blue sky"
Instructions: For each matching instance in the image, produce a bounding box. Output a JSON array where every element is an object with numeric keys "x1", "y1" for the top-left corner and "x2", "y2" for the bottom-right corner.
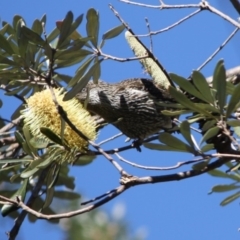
[{"x1": 0, "y1": 0, "x2": 240, "y2": 239}]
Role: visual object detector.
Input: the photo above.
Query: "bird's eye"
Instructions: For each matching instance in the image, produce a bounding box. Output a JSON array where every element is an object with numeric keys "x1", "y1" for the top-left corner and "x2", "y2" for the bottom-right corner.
[{"x1": 81, "y1": 88, "x2": 86, "y2": 93}]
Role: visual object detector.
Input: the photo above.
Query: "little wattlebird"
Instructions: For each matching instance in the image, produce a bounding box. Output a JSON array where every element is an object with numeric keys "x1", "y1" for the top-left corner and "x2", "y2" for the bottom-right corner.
[{"x1": 76, "y1": 78, "x2": 176, "y2": 141}]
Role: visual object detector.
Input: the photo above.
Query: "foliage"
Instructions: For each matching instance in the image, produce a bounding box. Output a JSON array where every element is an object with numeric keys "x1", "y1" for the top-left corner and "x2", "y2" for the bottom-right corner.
[{"x1": 0, "y1": 1, "x2": 240, "y2": 239}]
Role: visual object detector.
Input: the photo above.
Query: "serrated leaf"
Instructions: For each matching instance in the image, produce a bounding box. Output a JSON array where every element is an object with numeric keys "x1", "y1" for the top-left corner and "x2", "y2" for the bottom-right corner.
[
  {"x1": 192, "y1": 71, "x2": 215, "y2": 104},
  {"x1": 158, "y1": 132, "x2": 195, "y2": 153},
  {"x1": 1, "y1": 179, "x2": 28, "y2": 217},
  {"x1": 212, "y1": 60, "x2": 226, "y2": 114},
  {"x1": 102, "y1": 24, "x2": 125, "y2": 40},
  {"x1": 170, "y1": 73, "x2": 208, "y2": 103},
  {"x1": 180, "y1": 121, "x2": 195, "y2": 150},
  {"x1": 200, "y1": 126, "x2": 219, "y2": 145},
  {"x1": 220, "y1": 191, "x2": 240, "y2": 206},
  {"x1": 211, "y1": 184, "x2": 240, "y2": 192},
  {"x1": 226, "y1": 83, "x2": 240, "y2": 117},
  {"x1": 40, "y1": 127, "x2": 63, "y2": 146},
  {"x1": 86, "y1": 8, "x2": 99, "y2": 48},
  {"x1": 57, "y1": 11, "x2": 74, "y2": 48}
]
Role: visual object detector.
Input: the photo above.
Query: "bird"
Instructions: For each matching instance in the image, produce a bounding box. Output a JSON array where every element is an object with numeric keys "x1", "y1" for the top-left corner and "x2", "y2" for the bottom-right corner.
[{"x1": 76, "y1": 78, "x2": 175, "y2": 140}]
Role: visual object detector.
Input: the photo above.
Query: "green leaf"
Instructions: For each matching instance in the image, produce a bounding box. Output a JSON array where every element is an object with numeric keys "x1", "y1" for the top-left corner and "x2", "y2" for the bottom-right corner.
[
  {"x1": 32, "y1": 19, "x2": 43, "y2": 35},
  {"x1": 192, "y1": 161, "x2": 209, "y2": 170},
  {"x1": 0, "y1": 34, "x2": 14, "y2": 54},
  {"x1": 180, "y1": 121, "x2": 195, "y2": 150},
  {"x1": 47, "y1": 27, "x2": 60, "y2": 43},
  {"x1": 169, "y1": 86, "x2": 212, "y2": 117},
  {"x1": 23, "y1": 125, "x2": 38, "y2": 156},
  {"x1": 208, "y1": 169, "x2": 240, "y2": 181},
  {"x1": 234, "y1": 126, "x2": 240, "y2": 137},
  {"x1": 40, "y1": 127, "x2": 63, "y2": 146},
  {"x1": 212, "y1": 60, "x2": 226, "y2": 114},
  {"x1": 143, "y1": 142, "x2": 187, "y2": 152},
  {"x1": 54, "y1": 190, "x2": 80, "y2": 200},
  {"x1": 161, "y1": 109, "x2": 191, "y2": 116},
  {"x1": 68, "y1": 14, "x2": 84, "y2": 38},
  {"x1": 201, "y1": 120, "x2": 217, "y2": 132},
  {"x1": 47, "y1": 163, "x2": 61, "y2": 189},
  {"x1": 75, "y1": 154, "x2": 96, "y2": 165},
  {"x1": 200, "y1": 126, "x2": 219, "y2": 145},
  {"x1": 20, "y1": 158, "x2": 43, "y2": 178},
  {"x1": 21, "y1": 26, "x2": 46, "y2": 47},
  {"x1": 64, "y1": 58, "x2": 102, "y2": 100},
  {"x1": 170, "y1": 73, "x2": 208, "y2": 103},
  {"x1": 211, "y1": 184, "x2": 240, "y2": 192},
  {"x1": 158, "y1": 132, "x2": 195, "y2": 153},
  {"x1": 42, "y1": 187, "x2": 54, "y2": 209},
  {"x1": 192, "y1": 71, "x2": 215, "y2": 104},
  {"x1": 86, "y1": 8, "x2": 99, "y2": 48},
  {"x1": 67, "y1": 56, "x2": 94, "y2": 87},
  {"x1": 220, "y1": 191, "x2": 240, "y2": 206},
  {"x1": 0, "y1": 158, "x2": 31, "y2": 164},
  {"x1": 200, "y1": 143, "x2": 214, "y2": 152},
  {"x1": 57, "y1": 11, "x2": 74, "y2": 48},
  {"x1": 227, "y1": 120, "x2": 240, "y2": 127},
  {"x1": 55, "y1": 48, "x2": 92, "y2": 60},
  {"x1": 102, "y1": 24, "x2": 125, "y2": 40},
  {"x1": 226, "y1": 83, "x2": 240, "y2": 117},
  {"x1": 92, "y1": 57, "x2": 101, "y2": 83},
  {"x1": 1, "y1": 179, "x2": 28, "y2": 217}
]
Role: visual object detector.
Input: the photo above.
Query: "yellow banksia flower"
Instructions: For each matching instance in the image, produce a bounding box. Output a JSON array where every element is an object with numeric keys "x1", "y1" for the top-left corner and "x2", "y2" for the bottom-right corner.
[
  {"x1": 125, "y1": 31, "x2": 171, "y2": 90},
  {"x1": 22, "y1": 88, "x2": 97, "y2": 155}
]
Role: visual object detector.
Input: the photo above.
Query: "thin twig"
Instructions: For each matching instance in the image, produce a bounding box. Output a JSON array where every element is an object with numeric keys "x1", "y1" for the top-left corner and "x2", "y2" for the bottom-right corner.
[
  {"x1": 0, "y1": 117, "x2": 22, "y2": 134},
  {"x1": 8, "y1": 168, "x2": 50, "y2": 240},
  {"x1": 98, "y1": 132, "x2": 123, "y2": 146},
  {"x1": 197, "y1": 27, "x2": 239, "y2": 71},
  {"x1": 98, "y1": 49, "x2": 150, "y2": 62},
  {"x1": 138, "y1": 9, "x2": 200, "y2": 37},
  {"x1": 119, "y1": 0, "x2": 199, "y2": 9},
  {"x1": 0, "y1": 85, "x2": 26, "y2": 103},
  {"x1": 145, "y1": 18, "x2": 153, "y2": 52},
  {"x1": 115, "y1": 152, "x2": 207, "y2": 170},
  {"x1": 10, "y1": 157, "x2": 230, "y2": 220}
]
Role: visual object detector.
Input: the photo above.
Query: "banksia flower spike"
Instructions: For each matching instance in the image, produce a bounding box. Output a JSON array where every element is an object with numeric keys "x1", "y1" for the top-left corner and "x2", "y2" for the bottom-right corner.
[
  {"x1": 22, "y1": 88, "x2": 97, "y2": 163},
  {"x1": 125, "y1": 31, "x2": 172, "y2": 90}
]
